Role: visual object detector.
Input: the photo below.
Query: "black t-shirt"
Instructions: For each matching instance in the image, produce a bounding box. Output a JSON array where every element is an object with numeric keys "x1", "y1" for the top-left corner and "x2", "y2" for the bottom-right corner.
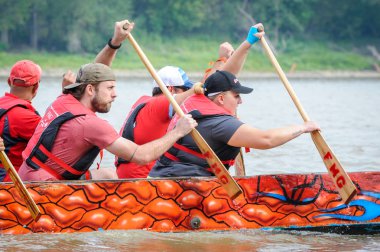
[{"x1": 150, "y1": 115, "x2": 244, "y2": 177}]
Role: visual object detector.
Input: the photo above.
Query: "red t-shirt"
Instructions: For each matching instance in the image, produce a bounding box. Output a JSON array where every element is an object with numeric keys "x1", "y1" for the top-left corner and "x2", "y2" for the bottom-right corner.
[
  {"x1": 0, "y1": 93, "x2": 40, "y2": 180},
  {"x1": 133, "y1": 95, "x2": 171, "y2": 144},
  {"x1": 19, "y1": 115, "x2": 119, "y2": 181},
  {"x1": 117, "y1": 95, "x2": 172, "y2": 178}
]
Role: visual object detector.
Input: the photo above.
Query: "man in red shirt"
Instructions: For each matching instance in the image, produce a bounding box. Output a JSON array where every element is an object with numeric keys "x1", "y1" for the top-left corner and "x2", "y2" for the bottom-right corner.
[
  {"x1": 0, "y1": 60, "x2": 41, "y2": 181},
  {"x1": 115, "y1": 66, "x2": 198, "y2": 178},
  {"x1": 18, "y1": 62, "x2": 197, "y2": 181},
  {"x1": 115, "y1": 34, "x2": 258, "y2": 179},
  {"x1": 114, "y1": 25, "x2": 258, "y2": 179}
]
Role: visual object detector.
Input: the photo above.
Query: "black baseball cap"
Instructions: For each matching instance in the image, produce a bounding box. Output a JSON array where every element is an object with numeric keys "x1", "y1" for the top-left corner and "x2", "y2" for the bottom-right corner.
[{"x1": 203, "y1": 70, "x2": 253, "y2": 96}]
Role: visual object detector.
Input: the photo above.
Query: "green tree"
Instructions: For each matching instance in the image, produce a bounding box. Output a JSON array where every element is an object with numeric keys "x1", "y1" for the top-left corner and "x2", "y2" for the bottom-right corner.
[
  {"x1": 234, "y1": 0, "x2": 317, "y2": 46},
  {"x1": 23, "y1": 0, "x2": 132, "y2": 53},
  {"x1": 30, "y1": 0, "x2": 48, "y2": 50},
  {"x1": 132, "y1": 0, "x2": 205, "y2": 36},
  {"x1": 0, "y1": 0, "x2": 379, "y2": 53},
  {"x1": 308, "y1": 0, "x2": 380, "y2": 40},
  {"x1": 0, "y1": 0, "x2": 31, "y2": 48}
]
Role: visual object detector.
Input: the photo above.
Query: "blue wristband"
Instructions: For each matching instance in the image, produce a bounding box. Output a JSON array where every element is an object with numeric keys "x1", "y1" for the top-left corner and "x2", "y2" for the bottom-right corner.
[{"x1": 246, "y1": 27, "x2": 259, "y2": 45}]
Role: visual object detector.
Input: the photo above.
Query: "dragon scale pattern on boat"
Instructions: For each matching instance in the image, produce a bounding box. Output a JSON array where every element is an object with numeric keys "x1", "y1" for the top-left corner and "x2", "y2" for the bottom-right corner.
[{"x1": 0, "y1": 172, "x2": 379, "y2": 234}]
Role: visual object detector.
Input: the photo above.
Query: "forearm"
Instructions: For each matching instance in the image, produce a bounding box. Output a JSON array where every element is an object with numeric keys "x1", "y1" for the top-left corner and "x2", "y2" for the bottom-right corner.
[
  {"x1": 203, "y1": 61, "x2": 225, "y2": 81},
  {"x1": 203, "y1": 42, "x2": 234, "y2": 81},
  {"x1": 229, "y1": 124, "x2": 307, "y2": 150},
  {"x1": 95, "y1": 20, "x2": 133, "y2": 66},
  {"x1": 221, "y1": 41, "x2": 251, "y2": 75},
  {"x1": 110, "y1": 114, "x2": 196, "y2": 164},
  {"x1": 174, "y1": 87, "x2": 196, "y2": 105},
  {"x1": 132, "y1": 128, "x2": 184, "y2": 164},
  {"x1": 94, "y1": 43, "x2": 118, "y2": 66},
  {"x1": 262, "y1": 125, "x2": 305, "y2": 149}
]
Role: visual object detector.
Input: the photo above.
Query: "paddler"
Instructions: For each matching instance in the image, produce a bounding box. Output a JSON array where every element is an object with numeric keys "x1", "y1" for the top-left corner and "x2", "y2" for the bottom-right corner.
[
  {"x1": 0, "y1": 60, "x2": 42, "y2": 182},
  {"x1": 18, "y1": 20, "x2": 197, "y2": 181},
  {"x1": 149, "y1": 24, "x2": 321, "y2": 177}
]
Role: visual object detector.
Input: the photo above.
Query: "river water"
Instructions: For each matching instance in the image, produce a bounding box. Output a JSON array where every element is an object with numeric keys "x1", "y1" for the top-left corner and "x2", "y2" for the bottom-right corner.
[{"x1": 0, "y1": 76, "x2": 379, "y2": 251}]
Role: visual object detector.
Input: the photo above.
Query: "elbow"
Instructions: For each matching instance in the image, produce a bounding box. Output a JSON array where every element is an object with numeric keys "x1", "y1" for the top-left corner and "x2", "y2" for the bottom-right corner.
[
  {"x1": 258, "y1": 141, "x2": 273, "y2": 150},
  {"x1": 133, "y1": 157, "x2": 150, "y2": 165},
  {"x1": 132, "y1": 151, "x2": 154, "y2": 165},
  {"x1": 256, "y1": 136, "x2": 277, "y2": 150}
]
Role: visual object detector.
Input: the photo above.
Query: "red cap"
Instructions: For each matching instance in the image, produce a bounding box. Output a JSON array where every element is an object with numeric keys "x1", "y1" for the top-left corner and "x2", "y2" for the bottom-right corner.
[{"x1": 8, "y1": 60, "x2": 42, "y2": 87}]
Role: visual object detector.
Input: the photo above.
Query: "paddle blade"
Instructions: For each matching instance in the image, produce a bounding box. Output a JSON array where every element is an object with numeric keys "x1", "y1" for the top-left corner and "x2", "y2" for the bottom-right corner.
[
  {"x1": 234, "y1": 149, "x2": 246, "y2": 176},
  {"x1": 311, "y1": 132, "x2": 357, "y2": 204},
  {"x1": 0, "y1": 151, "x2": 41, "y2": 221},
  {"x1": 190, "y1": 131, "x2": 243, "y2": 199},
  {"x1": 260, "y1": 35, "x2": 357, "y2": 205}
]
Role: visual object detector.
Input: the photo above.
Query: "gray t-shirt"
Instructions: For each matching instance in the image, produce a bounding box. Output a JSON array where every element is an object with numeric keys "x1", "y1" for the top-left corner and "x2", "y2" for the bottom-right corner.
[{"x1": 150, "y1": 115, "x2": 244, "y2": 177}]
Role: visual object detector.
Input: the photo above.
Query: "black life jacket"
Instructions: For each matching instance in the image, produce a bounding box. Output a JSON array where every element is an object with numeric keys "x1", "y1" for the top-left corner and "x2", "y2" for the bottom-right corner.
[
  {"x1": 0, "y1": 95, "x2": 39, "y2": 169},
  {"x1": 158, "y1": 94, "x2": 238, "y2": 175},
  {"x1": 24, "y1": 94, "x2": 100, "y2": 180}
]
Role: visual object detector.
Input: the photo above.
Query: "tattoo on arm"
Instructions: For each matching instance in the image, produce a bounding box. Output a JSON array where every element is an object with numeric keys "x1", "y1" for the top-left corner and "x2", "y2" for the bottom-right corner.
[{"x1": 128, "y1": 146, "x2": 138, "y2": 162}]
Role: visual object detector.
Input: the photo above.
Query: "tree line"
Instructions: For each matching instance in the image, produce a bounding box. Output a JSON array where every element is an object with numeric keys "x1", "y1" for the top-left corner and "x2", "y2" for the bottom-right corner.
[{"x1": 0, "y1": 0, "x2": 379, "y2": 54}]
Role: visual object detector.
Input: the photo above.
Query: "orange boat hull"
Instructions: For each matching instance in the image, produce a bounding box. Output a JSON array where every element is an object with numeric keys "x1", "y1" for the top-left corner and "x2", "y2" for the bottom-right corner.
[{"x1": 1, "y1": 172, "x2": 379, "y2": 234}]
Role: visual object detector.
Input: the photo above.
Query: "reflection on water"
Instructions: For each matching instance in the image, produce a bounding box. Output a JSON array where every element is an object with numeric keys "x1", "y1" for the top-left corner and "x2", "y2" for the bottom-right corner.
[
  {"x1": 0, "y1": 76, "x2": 379, "y2": 250},
  {"x1": 1, "y1": 230, "x2": 379, "y2": 252}
]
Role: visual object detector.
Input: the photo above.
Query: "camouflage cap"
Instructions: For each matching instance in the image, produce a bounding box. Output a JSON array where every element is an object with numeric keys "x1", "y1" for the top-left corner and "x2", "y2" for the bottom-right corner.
[{"x1": 64, "y1": 63, "x2": 116, "y2": 90}]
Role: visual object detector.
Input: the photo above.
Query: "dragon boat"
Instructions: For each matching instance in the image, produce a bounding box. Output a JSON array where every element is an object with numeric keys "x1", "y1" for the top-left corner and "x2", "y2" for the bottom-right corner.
[{"x1": 0, "y1": 171, "x2": 379, "y2": 235}]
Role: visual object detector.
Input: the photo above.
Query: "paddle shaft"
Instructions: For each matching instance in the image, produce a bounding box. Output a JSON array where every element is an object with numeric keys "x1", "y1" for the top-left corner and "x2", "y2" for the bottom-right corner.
[
  {"x1": 0, "y1": 151, "x2": 40, "y2": 220},
  {"x1": 235, "y1": 111, "x2": 246, "y2": 176},
  {"x1": 126, "y1": 34, "x2": 243, "y2": 200},
  {"x1": 260, "y1": 35, "x2": 357, "y2": 204},
  {"x1": 235, "y1": 149, "x2": 246, "y2": 176}
]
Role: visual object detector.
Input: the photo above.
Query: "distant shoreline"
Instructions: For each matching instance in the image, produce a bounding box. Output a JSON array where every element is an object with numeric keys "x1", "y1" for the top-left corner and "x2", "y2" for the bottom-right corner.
[{"x1": 1, "y1": 68, "x2": 379, "y2": 80}]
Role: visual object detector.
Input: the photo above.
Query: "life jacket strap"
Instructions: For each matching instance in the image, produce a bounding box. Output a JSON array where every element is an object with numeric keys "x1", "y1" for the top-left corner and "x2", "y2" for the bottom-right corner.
[
  {"x1": 164, "y1": 143, "x2": 235, "y2": 167},
  {"x1": 96, "y1": 149, "x2": 104, "y2": 169},
  {"x1": 38, "y1": 144, "x2": 84, "y2": 176},
  {"x1": 85, "y1": 170, "x2": 91, "y2": 180},
  {"x1": 31, "y1": 156, "x2": 63, "y2": 180},
  {"x1": 164, "y1": 152, "x2": 179, "y2": 161},
  {"x1": 223, "y1": 159, "x2": 235, "y2": 166},
  {"x1": 173, "y1": 143, "x2": 205, "y2": 159}
]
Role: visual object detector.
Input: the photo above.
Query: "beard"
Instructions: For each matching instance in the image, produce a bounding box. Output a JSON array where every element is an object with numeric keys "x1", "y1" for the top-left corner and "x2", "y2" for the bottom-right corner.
[{"x1": 91, "y1": 93, "x2": 112, "y2": 113}]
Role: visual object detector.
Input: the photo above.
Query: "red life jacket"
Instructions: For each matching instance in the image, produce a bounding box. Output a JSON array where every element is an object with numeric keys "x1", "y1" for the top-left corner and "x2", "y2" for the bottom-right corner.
[
  {"x1": 167, "y1": 94, "x2": 233, "y2": 131},
  {"x1": 115, "y1": 95, "x2": 152, "y2": 166},
  {"x1": 162, "y1": 94, "x2": 236, "y2": 173},
  {"x1": 23, "y1": 94, "x2": 100, "y2": 180},
  {"x1": 0, "y1": 95, "x2": 39, "y2": 174}
]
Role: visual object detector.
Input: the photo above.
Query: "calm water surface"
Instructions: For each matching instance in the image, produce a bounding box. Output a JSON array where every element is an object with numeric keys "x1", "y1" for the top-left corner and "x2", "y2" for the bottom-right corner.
[
  {"x1": 0, "y1": 76, "x2": 379, "y2": 251},
  {"x1": 1, "y1": 230, "x2": 379, "y2": 252}
]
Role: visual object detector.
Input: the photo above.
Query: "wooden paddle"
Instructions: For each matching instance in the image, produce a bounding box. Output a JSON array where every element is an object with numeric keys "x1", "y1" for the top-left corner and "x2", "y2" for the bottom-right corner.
[
  {"x1": 0, "y1": 151, "x2": 41, "y2": 220},
  {"x1": 124, "y1": 26, "x2": 243, "y2": 200},
  {"x1": 234, "y1": 111, "x2": 246, "y2": 176},
  {"x1": 234, "y1": 149, "x2": 246, "y2": 176},
  {"x1": 258, "y1": 26, "x2": 357, "y2": 204}
]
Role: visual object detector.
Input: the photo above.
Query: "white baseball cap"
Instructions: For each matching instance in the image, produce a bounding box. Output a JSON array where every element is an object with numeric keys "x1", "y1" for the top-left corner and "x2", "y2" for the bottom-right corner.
[{"x1": 154, "y1": 66, "x2": 193, "y2": 89}]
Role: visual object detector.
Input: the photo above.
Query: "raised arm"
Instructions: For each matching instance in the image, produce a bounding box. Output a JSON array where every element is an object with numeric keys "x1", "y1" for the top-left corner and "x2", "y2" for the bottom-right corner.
[
  {"x1": 60, "y1": 20, "x2": 135, "y2": 89},
  {"x1": 202, "y1": 42, "x2": 235, "y2": 81},
  {"x1": 0, "y1": 137, "x2": 4, "y2": 151},
  {"x1": 95, "y1": 20, "x2": 135, "y2": 66},
  {"x1": 222, "y1": 23, "x2": 264, "y2": 75},
  {"x1": 173, "y1": 82, "x2": 203, "y2": 106},
  {"x1": 61, "y1": 70, "x2": 76, "y2": 90},
  {"x1": 228, "y1": 121, "x2": 320, "y2": 149}
]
